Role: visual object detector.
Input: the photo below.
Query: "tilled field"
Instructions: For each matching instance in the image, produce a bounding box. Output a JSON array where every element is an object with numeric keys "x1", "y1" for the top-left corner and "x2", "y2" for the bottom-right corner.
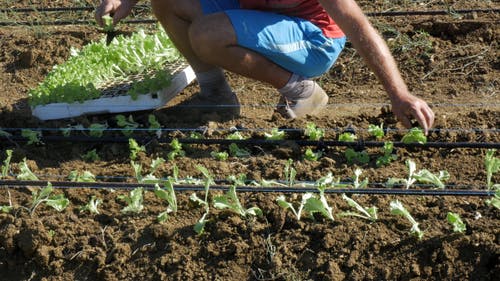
[{"x1": 0, "y1": 1, "x2": 499, "y2": 280}]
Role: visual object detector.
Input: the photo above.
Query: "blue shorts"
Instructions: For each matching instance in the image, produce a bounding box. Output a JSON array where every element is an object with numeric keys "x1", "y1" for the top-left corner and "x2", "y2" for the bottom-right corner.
[{"x1": 200, "y1": 0, "x2": 346, "y2": 78}]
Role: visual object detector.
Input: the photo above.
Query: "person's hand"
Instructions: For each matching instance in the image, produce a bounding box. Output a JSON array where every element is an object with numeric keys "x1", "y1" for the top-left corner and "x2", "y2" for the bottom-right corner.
[
  {"x1": 390, "y1": 93, "x2": 435, "y2": 135},
  {"x1": 95, "y1": 0, "x2": 137, "y2": 26}
]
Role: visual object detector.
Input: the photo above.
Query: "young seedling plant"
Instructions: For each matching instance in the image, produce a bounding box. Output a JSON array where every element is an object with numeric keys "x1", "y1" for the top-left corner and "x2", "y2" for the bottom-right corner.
[
  {"x1": 79, "y1": 196, "x2": 102, "y2": 214},
  {"x1": 265, "y1": 128, "x2": 285, "y2": 140},
  {"x1": 390, "y1": 200, "x2": 424, "y2": 240},
  {"x1": 17, "y1": 158, "x2": 39, "y2": 181},
  {"x1": 0, "y1": 150, "x2": 13, "y2": 212},
  {"x1": 29, "y1": 182, "x2": 70, "y2": 215},
  {"x1": 81, "y1": 149, "x2": 100, "y2": 162},
  {"x1": 338, "y1": 194, "x2": 378, "y2": 222},
  {"x1": 68, "y1": 170, "x2": 96, "y2": 182},
  {"x1": 1, "y1": 149, "x2": 12, "y2": 179},
  {"x1": 154, "y1": 180, "x2": 177, "y2": 223},
  {"x1": 376, "y1": 141, "x2": 397, "y2": 167},
  {"x1": 447, "y1": 212, "x2": 466, "y2": 233},
  {"x1": 88, "y1": 123, "x2": 107, "y2": 138},
  {"x1": 213, "y1": 174, "x2": 262, "y2": 218},
  {"x1": 413, "y1": 168, "x2": 450, "y2": 189},
  {"x1": 276, "y1": 193, "x2": 313, "y2": 221},
  {"x1": 131, "y1": 157, "x2": 165, "y2": 184},
  {"x1": 190, "y1": 165, "x2": 215, "y2": 235},
  {"x1": 129, "y1": 138, "x2": 146, "y2": 161},
  {"x1": 304, "y1": 122, "x2": 325, "y2": 141},
  {"x1": 21, "y1": 129, "x2": 43, "y2": 145},
  {"x1": 485, "y1": 149, "x2": 499, "y2": 190},
  {"x1": 368, "y1": 123, "x2": 384, "y2": 140},
  {"x1": 167, "y1": 138, "x2": 185, "y2": 160},
  {"x1": 401, "y1": 127, "x2": 427, "y2": 144},
  {"x1": 351, "y1": 168, "x2": 369, "y2": 189},
  {"x1": 118, "y1": 187, "x2": 144, "y2": 214},
  {"x1": 116, "y1": 115, "x2": 139, "y2": 137},
  {"x1": 386, "y1": 159, "x2": 417, "y2": 189}
]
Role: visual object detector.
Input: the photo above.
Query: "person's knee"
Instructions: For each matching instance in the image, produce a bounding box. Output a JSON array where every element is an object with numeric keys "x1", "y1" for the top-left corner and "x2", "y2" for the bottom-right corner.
[
  {"x1": 188, "y1": 18, "x2": 214, "y2": 58},
  {"x1": 189, "y1": 14, "x2": 236, "y2": 57}
]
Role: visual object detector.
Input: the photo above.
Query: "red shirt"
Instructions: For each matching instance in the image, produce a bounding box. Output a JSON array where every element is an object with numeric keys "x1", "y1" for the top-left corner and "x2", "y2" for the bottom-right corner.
[{"x1": 239, "y1": 0, "x2": 345, "y2": 38}]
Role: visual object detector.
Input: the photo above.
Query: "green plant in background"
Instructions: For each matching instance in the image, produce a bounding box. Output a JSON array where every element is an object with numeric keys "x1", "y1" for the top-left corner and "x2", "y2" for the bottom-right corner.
[
  {"x1": 226, "y1": 131, "x2": 247, "y2": 140},
  {"x1": 116, "y1": 115, "x2": 139, "y2": 137},
  {"x1": 118, "y1": 187, "x2": 144, "y2": 214},
  {"x1": 190, "y1": 165, "x2": 215, "y2": 235},
  {"x1": 304, "y1": 148, "x2": 322, "y2": 161},
  {"x1": 338, "y1": 132, "x2": 357, "y2": 142},
  {"x1": 304, "y1": 122, "x2": 325, "y2": 141},
  {"x1": 401, "y1": 128, "x2": 427, "y2": 144},
  {"x1": 1, "y1": 150, "x2": 13, "y2": 179},
  {"x1": 376, "y1": 141, "x2": 397, "y2": 167},
  {"x1": 265, "y1": 128, "x2": 285, "y2": 140},
  {"x1": 345, "y1": 148, "x2": 370, "y2": 164},
  {"x1": 338, "y1": 194, "x2": 378, "y2": 222},
  {"x1": 210, "y1": 150, "x2": 229, "y2": 161},
  {"x1": 213, "y1": 174, "x2": 262, "y2": 218},
  {"x1": 17, "y1": 158, "x2": 39, "y2": 181},
  {"x1": 167, "y1": 138, "x2": 185, "y2": 160},
  {"x1": 81, "y1": 149, "x2": 100, "y2": 162},
  {"x1": 485, "y1": 149, "x2": 499, "y2": 190},
  {"x1": 148, "y1": 114, "x2": 162, "y2": 137},
  {"x1": 368, "y1": 123, "x2": 384, "y2": 140},
  {"x1": 228, "y1": 143, "x2": 251, "y2": 158},
  {"x1": 61, "y1": 125, "x2": 84, "y2": 137},
  {"x1": 447, "y1": 212, "x2": 466, "y2": 233},
  {"x1": 88, "y1": 123, "x2": 107, "y2": 138},
  {"x1": 68, "y1": 170, "x2": 96, "y2": 182},
  {"x1": 79, "y1": 196, "x2": 102, "y2": 214},
  {"x1": 189, "y1": 131, "x2": 204, "y2": 139},
  {"x1": 390, "y1": 200, "x2": 424, "y2": 240},
  {"x1": 129, "y1": 138, "x2": 146, "y2": 161},
  {"x1": 21, "y1": 129, "x2": 43, "y2": 145},
  {"x1": 30, "y1": 182, "x2": 70, "y2": 214}
]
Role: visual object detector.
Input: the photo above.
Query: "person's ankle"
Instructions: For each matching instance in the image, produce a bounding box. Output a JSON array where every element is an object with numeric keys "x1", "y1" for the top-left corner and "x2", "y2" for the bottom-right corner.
[
  {"x1": 196, "y1": 68, "x2": 233, "y2": 97},
  {"x1": 278, "y1": 73, "x2": 314, "y2": 101}
]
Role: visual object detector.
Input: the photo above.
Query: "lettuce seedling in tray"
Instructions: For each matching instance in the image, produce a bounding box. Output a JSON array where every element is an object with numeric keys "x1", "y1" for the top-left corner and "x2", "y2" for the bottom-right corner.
[{"x1": 29, "y1": 27, "x2": 184, "y2": 106}]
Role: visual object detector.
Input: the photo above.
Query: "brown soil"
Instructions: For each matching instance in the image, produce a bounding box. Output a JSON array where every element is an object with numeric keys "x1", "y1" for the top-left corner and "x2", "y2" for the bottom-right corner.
[{"x1": 0, "y1": 1, "x2": 499, "y2": 281}]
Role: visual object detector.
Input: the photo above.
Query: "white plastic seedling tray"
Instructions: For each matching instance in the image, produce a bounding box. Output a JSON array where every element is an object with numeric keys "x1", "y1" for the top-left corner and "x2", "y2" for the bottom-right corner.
[{"x1": 32, "y1": 63, "x2": 195, "y2": 121}]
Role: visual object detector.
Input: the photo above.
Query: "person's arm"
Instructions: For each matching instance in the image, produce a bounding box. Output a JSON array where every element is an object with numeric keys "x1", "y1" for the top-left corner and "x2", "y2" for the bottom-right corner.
[
  {"x1": 95, "y1": 0, "x2": 138, "y2": 26},
  {"x1": 319, "y1": 0, "x2": 434, "y2": 134}
]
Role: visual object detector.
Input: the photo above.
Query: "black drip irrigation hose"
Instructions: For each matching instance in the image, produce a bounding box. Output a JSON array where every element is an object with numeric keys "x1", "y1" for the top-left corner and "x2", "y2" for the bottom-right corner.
[
  {"x1": 1, "y1": 8, "x2": 499, "y2": 26},
  {"x1": 0, "y1": 5, "x2": 151, "y2": 13},
  {"x1": 0, "y1": 19, "x2": 157, "y2": 27},
  {"x1": 2, "y1": 135, "x2": 499, "y2": 149},
  {"x1": 0, "y1": 180, "x2": 495, "y2": 196}
]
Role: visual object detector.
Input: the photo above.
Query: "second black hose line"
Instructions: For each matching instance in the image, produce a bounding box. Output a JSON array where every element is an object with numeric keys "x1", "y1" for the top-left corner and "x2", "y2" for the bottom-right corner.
[
  {"x1": 2, "y1": 135, "x2": 499, "y2": 149},
  {"x1": 0, "y1": 180, "x2": 495, "y2": 196}
]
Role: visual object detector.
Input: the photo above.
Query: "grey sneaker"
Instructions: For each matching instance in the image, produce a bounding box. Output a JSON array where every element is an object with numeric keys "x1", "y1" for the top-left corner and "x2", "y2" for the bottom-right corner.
[{"x1": 277, "y1": 82, "x2": 328, "y2": 119}]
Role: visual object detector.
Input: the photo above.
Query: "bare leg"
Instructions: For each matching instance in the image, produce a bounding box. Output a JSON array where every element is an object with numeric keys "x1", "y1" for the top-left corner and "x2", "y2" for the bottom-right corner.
[{"x1": 150, "y1": 0, "x2": 291, "y2": 89}]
